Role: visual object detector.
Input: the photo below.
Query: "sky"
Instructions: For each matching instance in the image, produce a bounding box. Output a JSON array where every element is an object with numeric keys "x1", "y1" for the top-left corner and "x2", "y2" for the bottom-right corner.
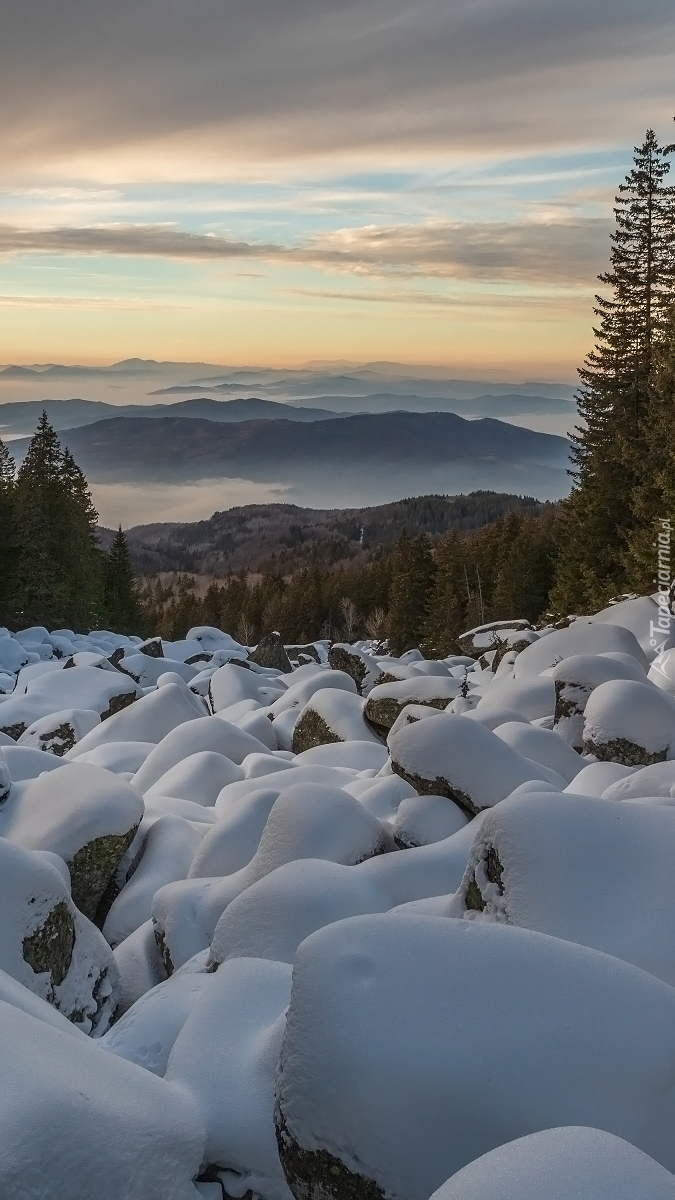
[{"x1": 1, "y1": 0, "x2": 675, "y2": 380}]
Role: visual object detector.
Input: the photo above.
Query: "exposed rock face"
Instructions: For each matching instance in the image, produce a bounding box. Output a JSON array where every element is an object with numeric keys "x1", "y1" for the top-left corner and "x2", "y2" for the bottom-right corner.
[
  {"x1": 275, "y1": 1105, "x2": 386, "y2": 1200},
  {"x1": 138, "y1": 637, "x2": 164, "y2": 658},
  {"x1": 553, "y1": 679, "x2": 588, "y2": 750},
  {"x1": 100, "y1": 690, "x2": 136, "y2": 721},
  {"x1": 327, "y1": 646, "x2": 371, "y2": 694},
  {"x1": 68, "y1": 827, "x2": 140, "y2": 924},
  {"x1": 22, "y1": 900, "x2": 76, "y2": 988},
  {"x1": 0, "y1": 721, "x2": 27, "y2": 741},
  {"x1": 583, "y1": 736, "x2": 668, "y2": 768},
  {"x1": 249, "y1": 632, "x2": 293, "y2": 673},
  {"x1": 292, "y1": 710, "x2": 343, "y2": 755},
  {"x1": 287, "y1": 644, "x2": 321, "y2": 665}
]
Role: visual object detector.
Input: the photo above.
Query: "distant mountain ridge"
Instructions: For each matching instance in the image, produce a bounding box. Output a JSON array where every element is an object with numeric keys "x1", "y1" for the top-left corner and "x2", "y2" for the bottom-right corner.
[{"x1": 98, "y1": 491, "x2": 550, "y2": 577}]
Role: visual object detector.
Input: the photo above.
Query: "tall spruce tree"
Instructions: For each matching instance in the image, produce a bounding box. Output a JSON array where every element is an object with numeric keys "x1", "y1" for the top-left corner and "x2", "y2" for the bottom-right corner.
[
  {"x1": 386, "y1": 532, "x2": 436, "y2": 655},
  {"x1": 13, "y1": 414, "x2": 104, "y2": 628},
  {"x1": 422, "y1": 529, "x2": 467, "y2": 656},
  {"x1": 551, "y1": 130, "x2": 675, "y2": 612},
  {"x1": 0, "y1": 438, "x2": 18, "y2": 624},
  {"x1": 60, "y1": 447, "x2": 105, "y2": 628},
  {"x1": 104, "y1": 526, "x2": 143, "y2": 633}
]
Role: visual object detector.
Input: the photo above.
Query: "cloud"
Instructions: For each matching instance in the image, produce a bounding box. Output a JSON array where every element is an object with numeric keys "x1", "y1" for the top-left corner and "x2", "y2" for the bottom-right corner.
[
  {"x1": 0, "y1": 216, "x2": 612, "y2": 285},
  {"x1": 1, "y1": 0, "x2": 674, "y2": 177}
]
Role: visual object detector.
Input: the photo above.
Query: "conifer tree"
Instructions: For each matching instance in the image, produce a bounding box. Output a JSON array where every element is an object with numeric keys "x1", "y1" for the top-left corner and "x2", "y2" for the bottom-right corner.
[
  {"x1": 552, "y1": 130, "x2": 675, "y2": 612},
  {"x1": 386, "y1": 532, "x2": 436, "y2": 655},
  {"x1": 13, "y1": 413, "x2": 71, "y2": 626},
  {"x1": 104, "y1": 526, "x2": 143, "y2": 633},
  {"x1": 422, "y1": 529, "x2": 467, "y2": 656},
  {"x1": 0, "y1": 438, "x2": 18, "y2": 624},
  {"x1": 60, "y1": 447, "x2": 105, "y2": 628}
]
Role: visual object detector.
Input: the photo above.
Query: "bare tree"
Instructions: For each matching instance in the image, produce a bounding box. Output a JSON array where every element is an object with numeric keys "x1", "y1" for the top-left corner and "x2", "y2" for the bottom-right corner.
[
  {"x1": 339, "y1": 596, "x2": 358, "y2": 642},
  {"x1": 236, "y1": 613, "x2": 255, "y2": 647},
  {"x1": 364, "y1": 606, "x2": 386, "y2": 640}
]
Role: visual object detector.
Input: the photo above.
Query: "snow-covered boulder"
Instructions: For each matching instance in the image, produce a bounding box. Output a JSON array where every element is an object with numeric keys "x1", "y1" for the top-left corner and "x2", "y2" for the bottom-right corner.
[
  {"x1": 17, "y1": 707, "x2": 101, "y2": 756},
  {"x1": 649, "y1": 647, "x2": 675, "y2": 694},
  {"x1": 275, "y1": 915, "x2": 675, "y2": 1200},
  {"x1": 0, "y1": 763, "x2": 144, "y2": 922},
  {"x1": 166, "y1": 956, "x2": 293, "y2": 1200},
  {"x1": 0, "y1": 665, "x2": 138, "y2": 741},
  {"x1": 582, "y1": 678, "x2": 675, "y2": 765},
  {"x1": 68, "y1": 683, "x2": 202, "y2": 755},
  {"x1": 103, "y1": 815, "x2": 203, "y2": 947},
  {"x1": 589, "y1": 593, "x2": 675, "y2": 660},
  {"x1": 118, "y1": 653, "x2": 198, "y2": 688},
  {"x1": 144, "y1": 750, "x2": 243, "y2": 806},
  {"x1": 473, "y1": 675, "x2": 555, "y2": 722},
  {"x1": 0, "y1": 838, "x2": 118, "y2": 1033},
  {"x1": 269, "y1": 669, "x2": 357, "y2": 717},
  {"x1": 454, "y1": 791, "x2": 675, "y2": 985},
  {"x1": 392, "y1": 794, "x2": 468, "y2": 849},
  {"x1": 551, "y1": 653, "x2": 646, "y2": 749},
  {"x1": 388, "y1": 713, "x2": 548, "y2": 816},
  {"x1": 430, "y1": 1126, "x2": 675, "y2": 1200},
  {"x1": 492, "y1": 721, "x2": 582, "y2": 783},
  {"x1": 131, "y1": 716, "x2": 266, "y2": 793},
  {"x1": 188, "y1": 788, "x2": 280, "y2": 879},
  {"x1": 0, "y1": 999, "x2": 205, "y2": 1199},
  {"x1": 364, "y1": 676, "x2": 461, "y2": 734},
  {"x1": 292, "y1": 689, "x2": 380, "y2": 753},
  {"x1": 513, "y1": 619, "x2": 648, "y2": 677},
  {"x1": 152, "y1": 785, "x2": 389, "y2": 971}
]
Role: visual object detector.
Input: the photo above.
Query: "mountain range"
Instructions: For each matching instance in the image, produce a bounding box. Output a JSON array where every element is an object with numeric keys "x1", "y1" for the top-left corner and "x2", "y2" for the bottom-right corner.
[{"x1": 8, "y1": 409, "x2": 571, "y2": 508}]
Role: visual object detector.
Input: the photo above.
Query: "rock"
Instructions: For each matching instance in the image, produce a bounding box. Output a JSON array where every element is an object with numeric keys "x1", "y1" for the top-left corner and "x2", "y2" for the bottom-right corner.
[
  {"x1": 513, "y1": 620, "x2": 649, "y2": 677},
  {"x1": 0, "y1": 665, "x2": 137, "y2": 740},
  {"x1": 138, "y1": 637, "x2": 164, "y2": 658},
  {"x1": 275, "y1": 915, "x2": 675, "y2": 1200},
  {"x1": 0, "y1": 998, "x2": 206, "y2": 1199},
  {"x1": 248, "y1": 632, "x2": 293, "y2": 673},
  {"x1": 18, "y1": 708, "x2": 100, "y2": 756},
  {"x1": 455, "y1": 790, "x2": 675, "y2": 987},
  {"x1": 392, "y1": 794, "x2": 467, "y2": 849},
  {"x1": 0, "y1": 763, "x2": 143, "y2": 923},
  {"x1": 292, "y1": 690, "x2": 381, "y2": 753},
  {"x1": 429, "y1": 1127, "x2": 675, "y2": 1200},
  {"x1": 365, "y1": 676, "x2": 460, "y2": 734},
  {"x1": 0, "y1": 837, "x2": 119, "y2": 1033},
  {"x1": 327, "y1": 645, "x2": 380, "y2": 694},
  {"x1": 551, "y1": 654, "x2": 647, "y2": 749},
  {"x1": 582, "y1": 679, "x2": 675, "y2": 766},
  {"x1": 389, "y1": 713, "x2": 542, "y2": 817}
]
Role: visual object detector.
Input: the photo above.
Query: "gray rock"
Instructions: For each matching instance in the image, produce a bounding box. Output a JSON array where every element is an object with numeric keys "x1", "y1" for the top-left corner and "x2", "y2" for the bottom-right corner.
[{"x1": 249, "y1": 632, "x2": 293, "y2": 673}]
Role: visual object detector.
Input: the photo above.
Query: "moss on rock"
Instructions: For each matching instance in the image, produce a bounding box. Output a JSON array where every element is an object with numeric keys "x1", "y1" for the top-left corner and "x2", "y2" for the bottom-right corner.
[
  {"x1": 583, "y1": 736, "x2": 668, "y2": 768},
  {"x1": 249, "y1": 632, "x2": 293, "y2": 673},
  {"x1": 292, "y1": 710, "x2": 343, "y2": 755},
  {"x1": 68, "y1": 827, "x2": 139, "y2": 923},
  {"x1": 365, "y1": 694, "x2": 449, "y2": 735},
  {"x1": 275, "y1": 1105, "x2": 386, "y2": 1200},
  {"x1": 23, "y1": 900, "x2": 75, "y2": 988},
  {"x1": 390, "y1": 760, "x2": 478, "y2": 817},
  {"x1": 0, "y1": 721, "x2": 27, "y2": 741},
  {"x1": 327, "y1": 647, "x2": 367, "y2": 694}
]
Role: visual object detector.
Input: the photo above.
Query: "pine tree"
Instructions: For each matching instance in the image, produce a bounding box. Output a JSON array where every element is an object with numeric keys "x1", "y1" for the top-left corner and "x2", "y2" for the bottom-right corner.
[
  {"x1": 13, "y1": 413, "x2": 72, "y2": 627},
  {"x1": 104, "y1": 526, "x2": 143, "y2": 633},
  {"x1": 60, "y1": 447, "x2": 105, "y2": 628},
  {"x1": 386, "y1": 532, "x2": 436, "y2": 655},
  {"x1": 422, "y1": 529, "x2": 467, "y2": 656},
  {"x1": 0, "y1": 438, "x2": 18, "y2": 624},
  {"x1": 552, "y1": 130, "x2": 675, "y2": 612}
]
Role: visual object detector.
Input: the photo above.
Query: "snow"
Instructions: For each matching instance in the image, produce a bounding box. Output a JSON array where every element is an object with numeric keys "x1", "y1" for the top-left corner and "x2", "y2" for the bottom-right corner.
[
  {"x1": 456, "y1": 790, "x2": 675, "y2": 985},
  {"x1": 0, "y1": 762, "x2": 143, "y2": 864},
  {"x1": 166, "y1": 956, "x2": 293, "y2": 1200},
  {"x1": 432, "y1": 1127, "x2": 675, "y2": 1200},
  {"x1": 583, "y1": 678, "x2": 675, "y2": 756},
  {"x1": 0, "y1": 999, "x2": 205, "y2": 1199},
  {"x1": 277, "y1": 915, "x2": 675, "y2": 1198},
  {"x1": 7, "y1": 609, "x2": 675, "y2": 1194}
]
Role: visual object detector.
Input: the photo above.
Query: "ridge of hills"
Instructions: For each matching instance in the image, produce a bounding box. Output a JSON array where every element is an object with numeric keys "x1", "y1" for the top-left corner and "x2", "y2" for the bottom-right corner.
[
  {"x1": 7, "y1": 411, "x2": 569, "y2": 481},
  {"x1": 98, "y1": 491, "x2": 549, "y2": 577}
]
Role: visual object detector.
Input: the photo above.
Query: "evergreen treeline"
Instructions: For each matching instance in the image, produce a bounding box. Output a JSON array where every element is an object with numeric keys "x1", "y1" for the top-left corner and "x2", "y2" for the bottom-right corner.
[
  {"x1": 0, "y1": 414, "x2": 142, "y2": 634},
  {"x1": 552, "y1": 128, "x2": 675, "y2": 609},
  {"x1": 140, "y1": 504, "x2": 559, "y2": 651}
]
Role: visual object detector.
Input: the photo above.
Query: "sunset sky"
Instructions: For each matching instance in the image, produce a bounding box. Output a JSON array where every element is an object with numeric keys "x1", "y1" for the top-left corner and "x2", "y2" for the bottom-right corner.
[{"x1": 2, "y1": 0, "x2": 675, "y2": 379}]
